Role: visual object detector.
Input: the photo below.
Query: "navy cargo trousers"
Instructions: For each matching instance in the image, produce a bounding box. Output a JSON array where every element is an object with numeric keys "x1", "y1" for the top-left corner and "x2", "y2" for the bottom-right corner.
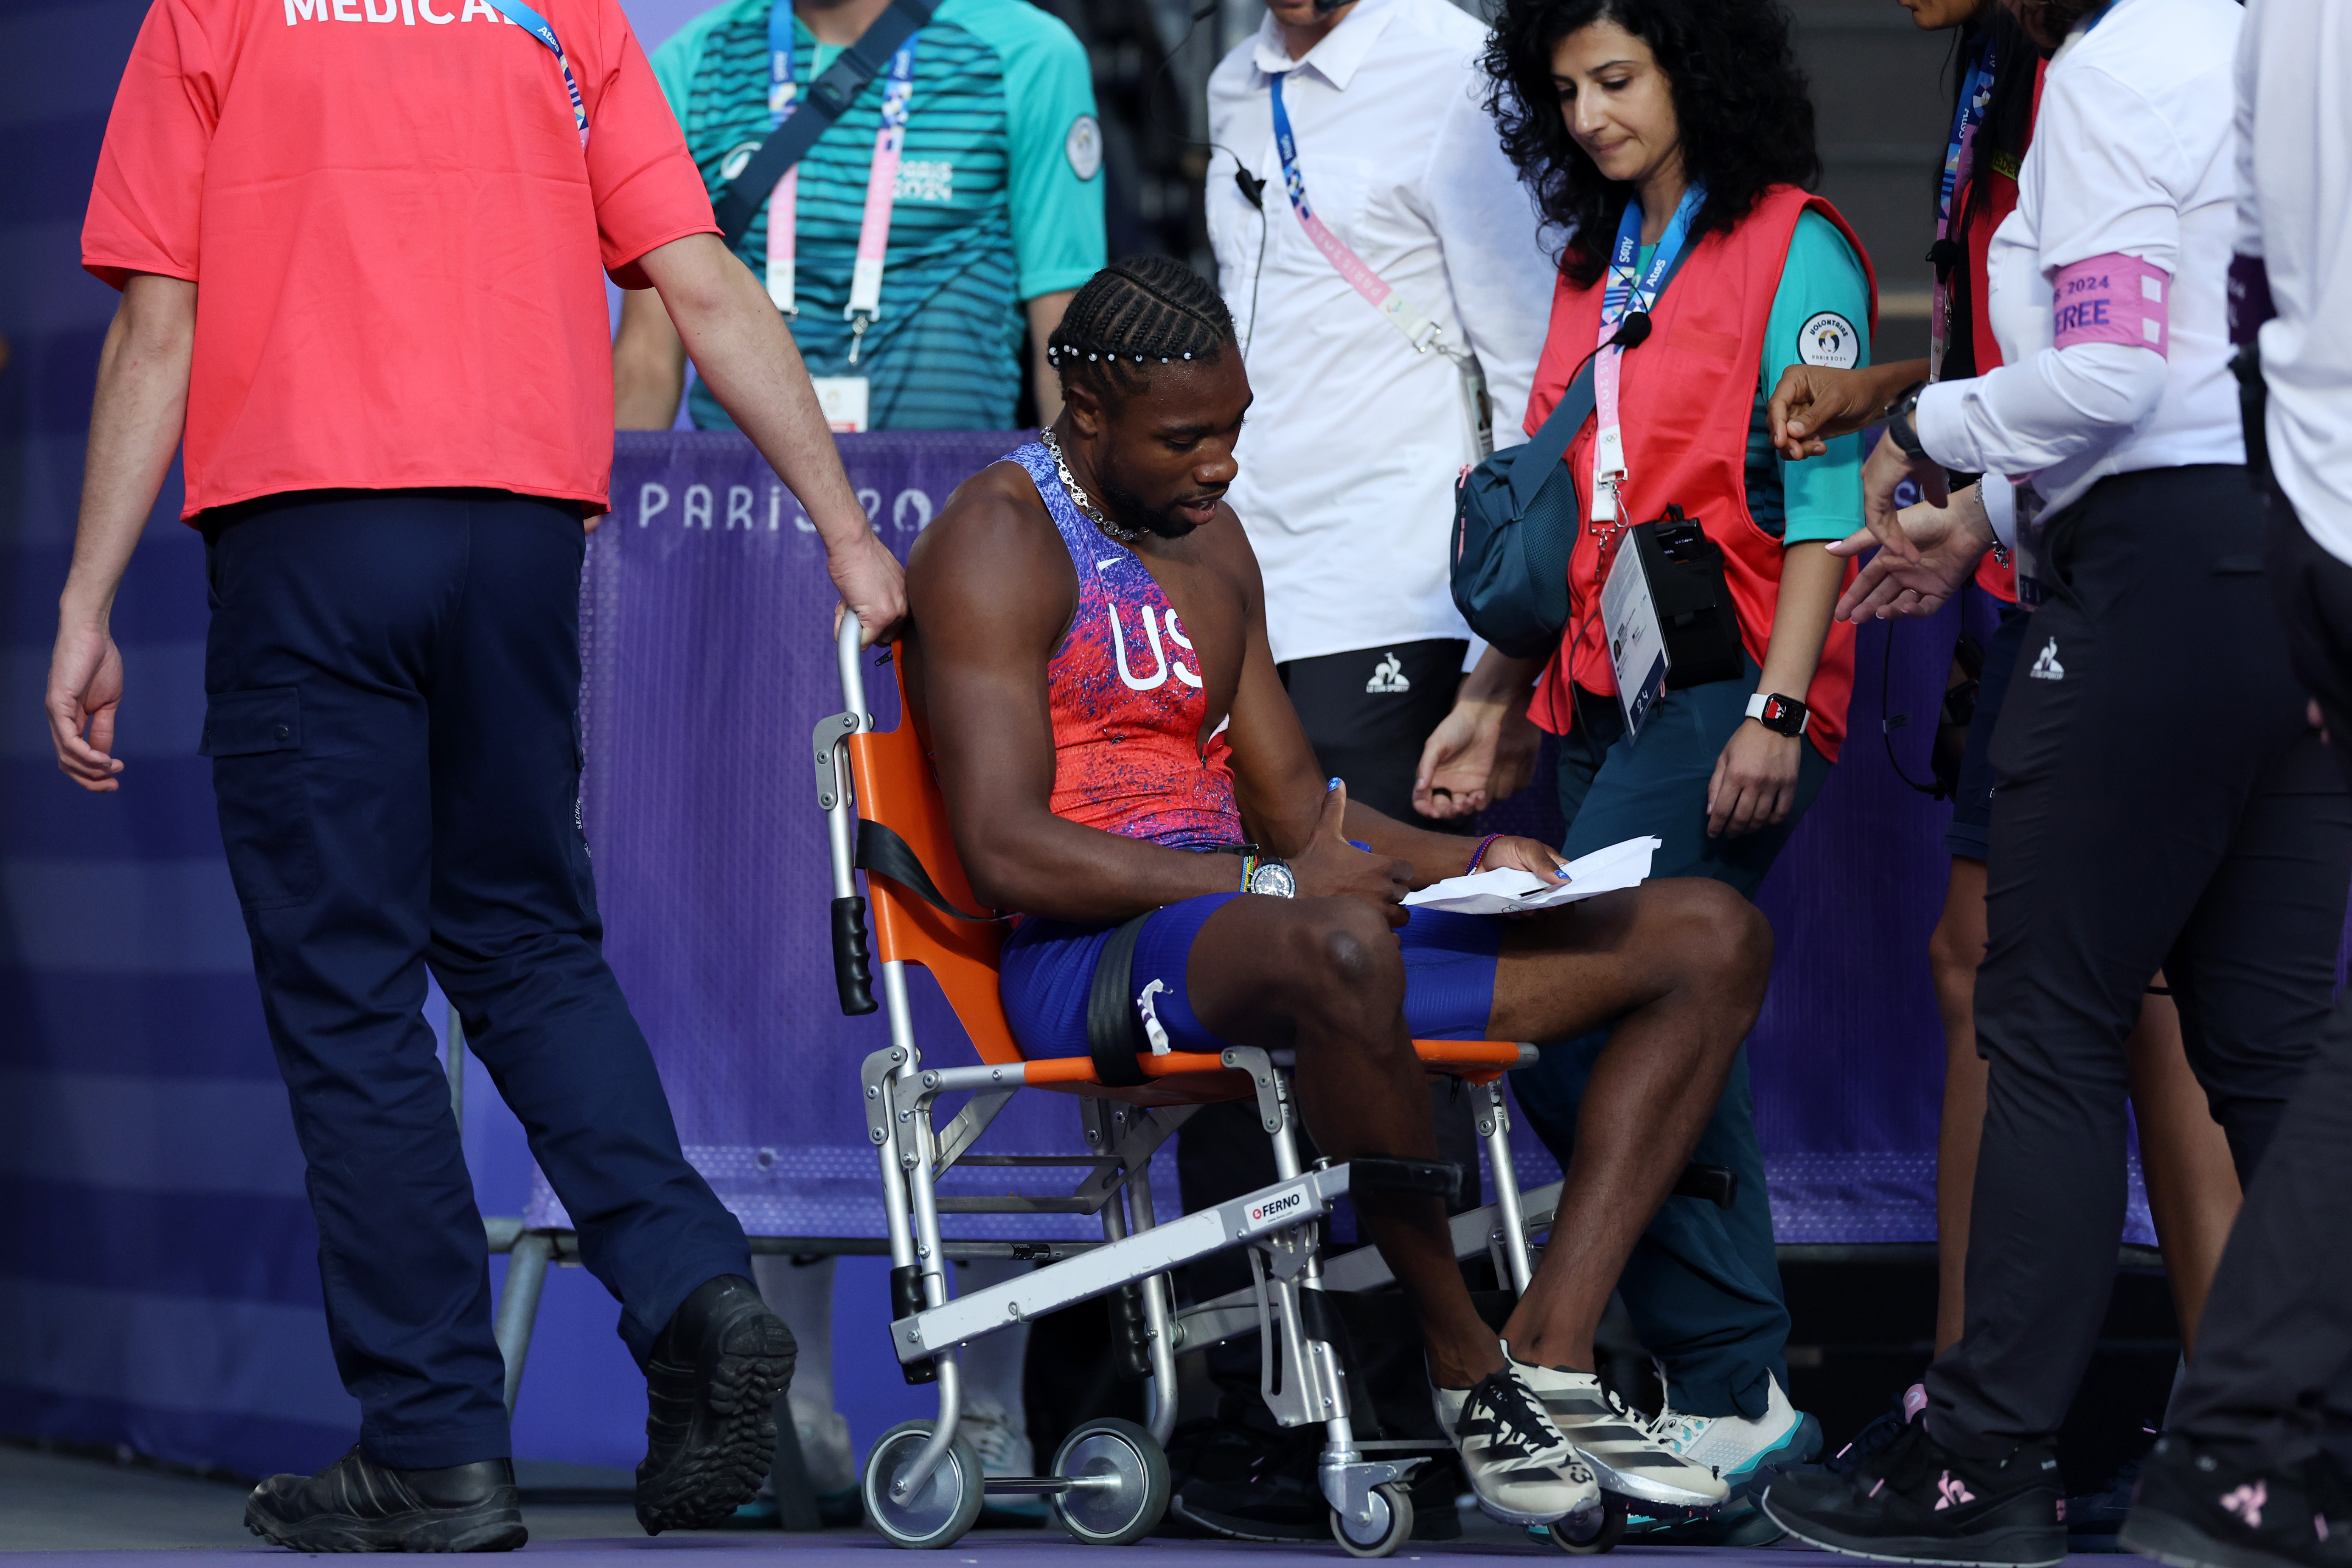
[{"x1": 200, "y1": 489, "x2": 752, "y2": 1470}]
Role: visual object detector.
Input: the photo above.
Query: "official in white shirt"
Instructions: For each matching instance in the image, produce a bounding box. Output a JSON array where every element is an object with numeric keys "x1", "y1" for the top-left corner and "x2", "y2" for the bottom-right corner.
[
  {"x1": 2122, "y1": 4, "x2": 2352, "y2": 1562},
  {"x1": 1759, "y1": 0, "x2": 2352, "y2": 1560},
  {"x1": 1204, "y1": 0, "x2": 1555, "y2": 827}
]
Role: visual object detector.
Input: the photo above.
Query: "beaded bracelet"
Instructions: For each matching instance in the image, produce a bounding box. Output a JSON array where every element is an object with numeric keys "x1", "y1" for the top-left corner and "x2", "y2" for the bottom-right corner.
[{"x1": 1465, "y1": 833, "x2": 1503, "y2": 876}]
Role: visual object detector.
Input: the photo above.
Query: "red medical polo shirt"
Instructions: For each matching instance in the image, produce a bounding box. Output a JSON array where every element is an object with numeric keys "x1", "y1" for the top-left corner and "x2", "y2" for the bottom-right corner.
[{"x1": 83, "y1": 0, "x2": 717, "y2": 517}]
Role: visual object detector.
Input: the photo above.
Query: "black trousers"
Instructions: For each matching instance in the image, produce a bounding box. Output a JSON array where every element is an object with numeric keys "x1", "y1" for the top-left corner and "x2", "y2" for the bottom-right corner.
[
  {"x1": 1926, "y1": 466, "x2": 2352, "y2": 1458},
  {"x1": 202, "y1": 490, "x2": 752, "y2": 1469},
  {"x1": 2161, "y1": 500, "x2": 2352, "y2": 1468}
]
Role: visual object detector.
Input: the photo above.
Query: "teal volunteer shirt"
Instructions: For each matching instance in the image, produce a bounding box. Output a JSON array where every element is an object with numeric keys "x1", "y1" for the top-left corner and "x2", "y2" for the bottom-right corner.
[{"x1": 652, "y1": 0, "x2": 1106, "y2": 430}]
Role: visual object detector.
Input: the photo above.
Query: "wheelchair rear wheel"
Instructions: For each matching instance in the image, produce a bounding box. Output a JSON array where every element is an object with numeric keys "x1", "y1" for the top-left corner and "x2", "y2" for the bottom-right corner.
[
  {"x1": 1547, "y1": 1491, "x2": 1627, "y2": 1554},
  {"x1": 1330, "y1": 1480, "x2": 1415, "y2": 1558},
  {"x1": 1049, "y1": 1417, "x2": 1170, "y2": 1546},
  {"x1": 863, "y1": 1419, "x2": 985, "y2": 1549}
]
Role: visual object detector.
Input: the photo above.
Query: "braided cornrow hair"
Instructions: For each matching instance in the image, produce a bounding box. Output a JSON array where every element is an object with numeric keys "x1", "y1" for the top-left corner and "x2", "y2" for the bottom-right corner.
[{"x1": 1047, "y1": 255, "x2": 1237, "y2": 407}]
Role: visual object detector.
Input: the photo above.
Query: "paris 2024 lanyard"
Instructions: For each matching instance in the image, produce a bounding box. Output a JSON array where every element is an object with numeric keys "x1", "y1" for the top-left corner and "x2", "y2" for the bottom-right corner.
[
  {"x1": 763, "y1": 0, "x2": 917, "y2": 365},
  {"x1": 1267, "y1": 69, "x2": 1492, "y2": 460},
  {"x1": 1591, "y1": 183, "x2": 1703, "y2": 527}
]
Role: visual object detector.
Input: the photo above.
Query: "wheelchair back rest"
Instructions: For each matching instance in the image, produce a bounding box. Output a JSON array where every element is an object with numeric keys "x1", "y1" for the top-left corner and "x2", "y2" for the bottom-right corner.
[{"x1": 844, "y1": 655, "x2": 1024, "y2": 1067}]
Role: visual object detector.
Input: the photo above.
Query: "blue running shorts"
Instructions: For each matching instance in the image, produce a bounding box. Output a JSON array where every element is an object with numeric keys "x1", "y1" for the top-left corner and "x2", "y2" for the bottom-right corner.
[{"x1": 999, "y1": 894, "x2": 1507, "y2": 1059}]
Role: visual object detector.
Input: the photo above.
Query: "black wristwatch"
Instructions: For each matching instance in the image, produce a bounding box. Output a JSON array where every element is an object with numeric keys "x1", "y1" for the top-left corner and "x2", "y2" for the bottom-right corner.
[
  {"x1": 1746, "y1": 692, "x2": 1810, "y2": 737},
  {"x1": 1885, "y1": 380, "x2": 1929, "y2": 460}
]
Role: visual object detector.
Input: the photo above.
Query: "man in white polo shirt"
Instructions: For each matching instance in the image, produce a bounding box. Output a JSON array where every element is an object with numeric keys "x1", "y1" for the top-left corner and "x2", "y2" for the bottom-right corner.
[{"x1": 1169, "y1": 0, "x2": 1555, "y2": 1539}]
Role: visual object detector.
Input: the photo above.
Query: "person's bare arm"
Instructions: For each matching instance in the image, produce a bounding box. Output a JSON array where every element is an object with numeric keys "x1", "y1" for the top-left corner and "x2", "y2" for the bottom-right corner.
[
  {"x1": 1766, "y1": 358, "x2": 1927, "y2": 458},
  {"x1": 1705, "y1": 540, "x2": 1844, "y2": 838},
  {"x1": 1218, "y1": 553, "x2": 1563, "y2": 896},
  {"x1": 1025, "y1": 290, "x2": 1074, "y2": 424},
  {"x1": 613, "y1": 287, "x2": 688, "y2": 430},
  {"x1": 634, "y1": 233, "x2": 905, "y2": 643},
  {"x1": 48, "y1": 273, "x2": 194, "y2": 793}
]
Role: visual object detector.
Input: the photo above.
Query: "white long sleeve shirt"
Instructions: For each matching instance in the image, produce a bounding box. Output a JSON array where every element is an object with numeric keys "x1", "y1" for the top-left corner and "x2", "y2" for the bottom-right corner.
[
  {"x1": 1916, "y1": 0, "x2": 2244, "y2": 538},
  {"x1": 1205, "y1": 0, "x2": 1556, "y2": 665},
  {"x1": 2234, "y1": 0, "x2": 2352, "y2": 566}
]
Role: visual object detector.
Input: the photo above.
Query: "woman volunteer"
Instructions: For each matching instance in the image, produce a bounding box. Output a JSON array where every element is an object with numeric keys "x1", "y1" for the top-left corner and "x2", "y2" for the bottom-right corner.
[
  {"x1": 1416, "y1": 0, "x2": 1872, "y2": 1522},
  {"x1": 1759, "y1": 0, "x2": 2352, "y2": 1559}
]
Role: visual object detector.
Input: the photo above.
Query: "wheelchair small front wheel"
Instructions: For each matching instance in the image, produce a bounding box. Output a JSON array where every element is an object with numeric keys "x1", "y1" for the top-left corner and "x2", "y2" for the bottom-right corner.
[
  {"x1": 1049, "y1": 1417, "x2": 1169, "y2": 1546},
  {"x1": 1330, "y1": 1480, "x2": 1415, "y2": 1558},
  {"x1": 1547, "y1": 1491, "x2": 1627, "y2": 1554},
  {"x1": 862, "y1": 1419, "x2": 984, "y2": 1549}
]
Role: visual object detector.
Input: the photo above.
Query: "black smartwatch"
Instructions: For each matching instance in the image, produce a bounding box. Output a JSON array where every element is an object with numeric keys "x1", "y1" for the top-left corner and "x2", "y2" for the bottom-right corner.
[
  {"x1": 1746, "y1": 692, "x2": 1810, "y2": 737},
  {"x1": 1886, "y1": 380, "x2": 1929, "y2": 460}
]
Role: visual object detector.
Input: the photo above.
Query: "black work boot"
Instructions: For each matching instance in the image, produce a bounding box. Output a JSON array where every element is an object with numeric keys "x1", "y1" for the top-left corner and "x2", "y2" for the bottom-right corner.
[
  {"x1": 2121, "y1": 1435, "x2": 2352, "y2": 1568},
  {"x1": 635, "y1": 1273, "x2": 797, "y2": 1534},
  {"x1": 244, "y1": 1447, "x2": 524, "y2": 1552}
]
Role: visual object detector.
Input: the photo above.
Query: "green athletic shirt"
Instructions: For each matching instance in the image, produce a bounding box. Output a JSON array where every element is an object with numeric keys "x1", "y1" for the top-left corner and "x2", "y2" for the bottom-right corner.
[
  {"x1": 651, "y1": 0, "x2": 1106, "y2": 431},
  {"x1": 1636, "y1": 211, "x2": 1870, "y2": 544}
]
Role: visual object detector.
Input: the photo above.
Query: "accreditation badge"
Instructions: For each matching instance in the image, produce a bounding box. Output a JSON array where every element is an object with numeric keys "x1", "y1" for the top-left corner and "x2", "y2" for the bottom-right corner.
[
  {"x1": 1601, "y1": 537, "x2": 1668, "y2": 741},
  {"x1": 1457, "y1": 359, "x2": 1494, "y2": 462},
  {"x1": 811, "y1": 376, "x2": 870, "y2": 434}
]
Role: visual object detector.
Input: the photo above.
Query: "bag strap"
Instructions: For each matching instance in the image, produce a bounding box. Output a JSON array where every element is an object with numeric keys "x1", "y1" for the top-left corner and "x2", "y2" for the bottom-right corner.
[
  {"x1": 854, "y1": 818, "x2": 1001, "y2": 922},
  {"x1": 710, "y1": 0, "x2": 938, "y2": 250},
  {"x1": 1085, "y1": 912, "x2": 1155, "y2": 1088},
  {"x1": 1506, "y1": 240, "x2": 1701, "y2": 513}
]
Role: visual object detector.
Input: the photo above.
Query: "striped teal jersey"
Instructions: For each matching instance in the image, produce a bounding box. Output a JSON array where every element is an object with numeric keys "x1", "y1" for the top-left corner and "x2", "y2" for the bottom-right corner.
[{"x1": 651, "y1": 0, "x2": 1105, "y2": 431}]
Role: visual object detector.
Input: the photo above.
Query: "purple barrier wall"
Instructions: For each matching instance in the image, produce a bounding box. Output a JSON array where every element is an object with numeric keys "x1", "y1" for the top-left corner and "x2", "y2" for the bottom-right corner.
[{"x1": 526, "y1": 429, "x2": 2159, "y2": 1248}]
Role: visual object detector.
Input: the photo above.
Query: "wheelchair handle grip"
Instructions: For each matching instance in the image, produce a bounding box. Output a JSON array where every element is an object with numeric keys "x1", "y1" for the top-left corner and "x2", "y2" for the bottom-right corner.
[{"x1": 832, "y1": 894, "x2": 877, "y2": 1015}]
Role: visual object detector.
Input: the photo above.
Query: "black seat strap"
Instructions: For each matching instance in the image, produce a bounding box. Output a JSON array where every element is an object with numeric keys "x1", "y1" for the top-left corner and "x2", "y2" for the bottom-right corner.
[
  {"x1": 854, "y1": 819, "x2": 999, "y2": 923},
  {"x1": 1085, "y1": 912, "x2": 1155, "y2": 1088}
]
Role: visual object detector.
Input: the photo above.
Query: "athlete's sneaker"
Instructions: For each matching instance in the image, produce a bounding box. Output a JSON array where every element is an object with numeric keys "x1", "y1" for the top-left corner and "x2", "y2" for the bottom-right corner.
[
  {"x1": 1761, "y1": 1418, "x2": 2065, "y2": 1567},
  {"x1": 1434, "y1": 1365, "x2": 1600, "y2": 1526},
  {"x1": 1501, "y1": 1340, "x2": 1729, "y2": 1511},
  {"x1": 1647, "y1": 1372, "x2": 1823, "y2": 1498},
  {"x1": 2120, "y1": 1436, "x2": 2352, "y2": 1568}
]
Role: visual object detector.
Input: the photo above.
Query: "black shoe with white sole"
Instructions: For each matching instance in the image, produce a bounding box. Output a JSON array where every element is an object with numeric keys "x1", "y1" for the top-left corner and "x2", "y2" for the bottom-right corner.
[
  {"x1": 634, "y1": 1273, "x2": 797, "y2": 1535},
  {"x1": 1760, "y1": 1418, "x2": 2064, "y2": 1567},
  {"x1": 2119, "y1": 1436, "x2": 2352, "y2": 1568},
  {"x1": 244, "y1": 1448, "x2": 525, "y2": 1553}
]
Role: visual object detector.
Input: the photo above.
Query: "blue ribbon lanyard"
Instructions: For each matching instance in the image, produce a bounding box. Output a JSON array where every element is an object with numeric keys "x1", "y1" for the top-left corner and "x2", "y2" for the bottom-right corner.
[
  {"x1": 1928, "y1": 39, "x2": 1996, "y2": 377},
  {"x1": 486, "y1": 0, "x2": 589, "y2": 147},
  {"x1": 1590, "y1": 183, "x2": 1704, "y2": 523}
]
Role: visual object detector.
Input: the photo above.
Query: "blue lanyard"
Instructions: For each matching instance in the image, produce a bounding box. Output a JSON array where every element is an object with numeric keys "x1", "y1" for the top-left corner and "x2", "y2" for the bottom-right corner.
[
  {"x1": 1939, "y1": 39, "x2": 1996, "y2": 233},
  {"x1": 487, "y1": 0, "x2": 588, "y2": 146},
  {"x1": 1601, "y1": 182, "x2": 1705, "y2": 327},
  {"x1": 768, "y1": 0, "x2": 799, "y2": 132}
]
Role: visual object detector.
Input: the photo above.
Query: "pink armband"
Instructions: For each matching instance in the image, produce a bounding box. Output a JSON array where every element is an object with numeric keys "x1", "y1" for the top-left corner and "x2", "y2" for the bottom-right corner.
[{"x1": 2052, "y1": 253, "x2": 2169, "y2": 356}]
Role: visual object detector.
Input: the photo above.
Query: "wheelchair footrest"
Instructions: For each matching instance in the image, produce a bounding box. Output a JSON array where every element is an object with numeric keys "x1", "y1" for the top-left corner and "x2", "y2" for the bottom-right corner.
[{"x1": 890, "y1": 1164, "x2": 1351, "y2": 1363}]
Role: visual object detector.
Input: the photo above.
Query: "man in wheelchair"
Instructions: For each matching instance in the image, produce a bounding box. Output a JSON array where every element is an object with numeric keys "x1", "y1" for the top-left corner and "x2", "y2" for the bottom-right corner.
[{"x1": 898, "y1": 257, "x2": 1772, "y2": 1530}]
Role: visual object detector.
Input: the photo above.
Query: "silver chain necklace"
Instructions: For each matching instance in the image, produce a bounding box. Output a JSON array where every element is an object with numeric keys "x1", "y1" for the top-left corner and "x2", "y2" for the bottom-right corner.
[{"x1": 1040, "y1": 427, "x2": 1141, "y2": 544}]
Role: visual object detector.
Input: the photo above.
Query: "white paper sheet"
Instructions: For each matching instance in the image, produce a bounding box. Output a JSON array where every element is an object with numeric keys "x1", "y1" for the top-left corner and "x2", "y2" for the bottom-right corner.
[{"x1": 1400, "y1": 835, "x2": 1662, "y2": 916}]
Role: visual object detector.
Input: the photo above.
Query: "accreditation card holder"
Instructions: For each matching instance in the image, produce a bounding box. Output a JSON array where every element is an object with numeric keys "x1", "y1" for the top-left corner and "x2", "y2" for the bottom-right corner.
[
  {"x1": 2010, "y1": 480, "x2": 2047, "y2": 608},
  {"x1": 1457, "y1": 358, "x2": 1494, "y2": 462},
  {"x1": 1601, "y1": 533, "x2": 1669, "y2": 741},
  {"x1": 811, "y1": 376, "x2": 871, "y2": 434}
]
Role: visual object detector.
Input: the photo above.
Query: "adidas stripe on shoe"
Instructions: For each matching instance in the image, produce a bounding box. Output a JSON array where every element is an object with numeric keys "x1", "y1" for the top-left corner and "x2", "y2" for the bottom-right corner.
[{"x1": 1434, "y1": 1365, "x2": 1601, "y2": 1528}]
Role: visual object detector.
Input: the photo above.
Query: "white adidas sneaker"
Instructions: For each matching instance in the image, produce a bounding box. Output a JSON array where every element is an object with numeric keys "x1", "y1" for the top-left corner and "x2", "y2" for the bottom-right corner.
[
  {"x1": 1646, "y1": 1372, "x2": 1820, "y2": 1496},
  {"x1": 1433, "y1": 1366, "x2": 1601, "y2": 1527},
  {"x1": 1502, "y1": 1341, "x2": 1730, "y2": 1512}
]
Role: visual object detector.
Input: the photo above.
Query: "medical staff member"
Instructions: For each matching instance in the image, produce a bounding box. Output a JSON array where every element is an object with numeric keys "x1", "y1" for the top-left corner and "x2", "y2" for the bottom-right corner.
[
  {"x1": 612, "y1": 0, "x2": 1105, "y2": 432},
  {"x1": 1417, "y1": 0, "x2": 1872, "y2": 1529},
  {"x1": 1760, "y1": 0, "x2": 2352, "y2": 1560},
  {"x1": 50, "y1": 0, "x2": 901, "y2": 1546},
  {"x1": 2122, "y1": 4, "x2": 2352, "y2": 1563}
]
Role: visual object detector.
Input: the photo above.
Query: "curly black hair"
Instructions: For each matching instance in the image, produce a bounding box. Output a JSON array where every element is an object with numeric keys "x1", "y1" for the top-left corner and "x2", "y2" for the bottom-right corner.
[{"x1": 1483, "y1": 0, "x2": 1822, "y2": 288}]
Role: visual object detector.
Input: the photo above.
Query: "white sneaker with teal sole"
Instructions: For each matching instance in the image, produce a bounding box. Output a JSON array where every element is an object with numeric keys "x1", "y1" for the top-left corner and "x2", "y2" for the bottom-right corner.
[
  {"x1": 1502, "y1": 1343, "x2": 1730, "y2": 1512},
  {"x1": 1647, "y1": 1372, "x2": 1821, "y2": 1498}
]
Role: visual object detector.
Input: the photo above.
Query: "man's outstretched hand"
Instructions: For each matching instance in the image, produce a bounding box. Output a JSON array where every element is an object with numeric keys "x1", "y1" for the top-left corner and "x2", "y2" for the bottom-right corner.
[
  {"x1": 48, "y1": 619, "x2": 126, "y2": 791},
  {"x1": 1767, "y1": 360, "x2": 1923, "y2": 460},
  {"x1": 1292, "y1": 781, "x2": 1415, "y2": 926}
]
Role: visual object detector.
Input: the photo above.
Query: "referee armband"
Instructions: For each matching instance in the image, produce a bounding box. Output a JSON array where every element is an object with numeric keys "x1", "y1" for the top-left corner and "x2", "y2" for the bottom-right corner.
[{"x1": 2052, "y1": 254, "x2": 2169, "y2": 357}]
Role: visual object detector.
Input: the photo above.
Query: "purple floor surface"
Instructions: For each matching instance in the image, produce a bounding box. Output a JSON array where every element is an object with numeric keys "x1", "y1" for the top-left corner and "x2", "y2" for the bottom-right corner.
[{"x1": 11, "y1": 1543, "x2": 2143, "y2": 1567}]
